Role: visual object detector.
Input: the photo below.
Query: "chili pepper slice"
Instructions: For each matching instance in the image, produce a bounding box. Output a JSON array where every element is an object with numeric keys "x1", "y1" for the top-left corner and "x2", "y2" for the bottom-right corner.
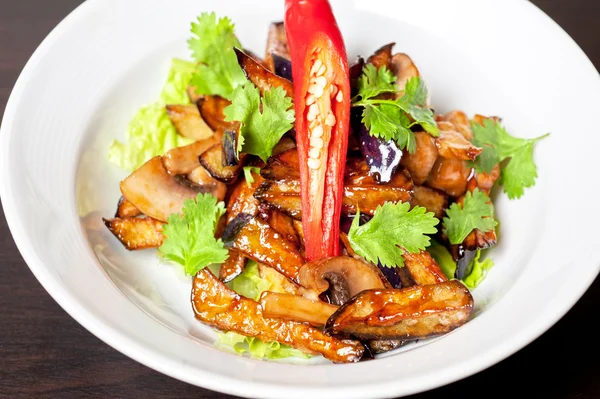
[{"x1": 285, "y1": 0, "x2": 351, "y2": 261}]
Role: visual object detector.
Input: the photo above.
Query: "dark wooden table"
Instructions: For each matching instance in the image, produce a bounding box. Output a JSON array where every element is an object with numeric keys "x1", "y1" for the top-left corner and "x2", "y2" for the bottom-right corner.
[{"x1": 1, "y1": 1, "x2": 599, "y2": 398}]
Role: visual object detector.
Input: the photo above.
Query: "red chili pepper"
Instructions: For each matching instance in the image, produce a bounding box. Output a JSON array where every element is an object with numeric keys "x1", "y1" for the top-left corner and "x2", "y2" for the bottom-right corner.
[{"x1": 285, "y1": 0, "x2": 350, "y2": 261}]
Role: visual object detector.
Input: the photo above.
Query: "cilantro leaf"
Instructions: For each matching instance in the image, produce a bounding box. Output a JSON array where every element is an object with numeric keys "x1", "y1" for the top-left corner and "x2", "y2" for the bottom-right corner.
[
  {"x1": 188, "y1": 12, "x2": 246, "y2": 99},
  {"x1": 348, "y1": 203, "x2": 439, "y2": 268},
  {"x1": 357, "y1": 64, "x2": 398, "y2": 100},
  {"x1": 243, "y1": 166, "x2": 261, "y2": 187},
  {"x1": 159, "y1": 193, "x2": 228, "y2": 275},
  {"x1": 471, "y1": 118, "x2": 548, "y2": 199},
  {"x1": 443, "y1": 189, "x2": 497, "y2": 245},
  {"x1": 352, "y1": 66, "x2": 438, "y2": 151},
  {"x1": 396, "y1": 77, "x2": 438, "y2": 135},
  {"x1": 224, "y1": 83, "x2": 295, "y2": 162}
]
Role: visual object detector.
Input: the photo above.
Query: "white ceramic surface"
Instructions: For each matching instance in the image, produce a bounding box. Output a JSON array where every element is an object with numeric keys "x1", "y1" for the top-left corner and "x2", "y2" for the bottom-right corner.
[{"x1": 2, "y1": 0, "x2": 600, "y2": 398}]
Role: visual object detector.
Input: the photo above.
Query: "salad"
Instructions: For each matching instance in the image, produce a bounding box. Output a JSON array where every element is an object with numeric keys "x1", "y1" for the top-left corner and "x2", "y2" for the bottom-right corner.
[{"x1": 103, "y1": 0, "x2": 546, "y2": 363}]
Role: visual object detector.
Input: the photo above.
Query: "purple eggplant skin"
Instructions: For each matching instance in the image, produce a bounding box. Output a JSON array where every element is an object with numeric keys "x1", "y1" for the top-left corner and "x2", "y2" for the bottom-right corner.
[
  {"x1": 222, "y1": 129, "x2": 239, "y2": 166},
  {"x1": 272, "y1": 54, "x2": 293, "y2": 81},
  {"x1": 351, "y1": 109, "x2": 403, "y2": 184},
  {"x1": 453, "y1": 245, "x2": 477, "y2": 280}
]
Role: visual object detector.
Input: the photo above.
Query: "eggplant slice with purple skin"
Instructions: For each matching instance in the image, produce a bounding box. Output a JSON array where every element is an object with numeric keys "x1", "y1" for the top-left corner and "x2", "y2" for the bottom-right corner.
[
  {"x1": 222, "y1": 213, "x2": 304, "y2": 282},
  {"x1": 199, "y1": 143, "x2": 247, "y2": 183},
  {"x1": 352, "y1": 108, "x2": 403, "y2": 184},
  {"x1": 264, "y1": 21, "x2": 290, "y2": 73},
  {"x1": 103, "y1": 217, "x2": 164, "y2": 250},
  {"x1": 272, "y1": 53, "x2": 293, "y2": 81},
  {"x1": 235, "y1": 47, "x2": 294, "y2": 98},
  {"x1": 324, "y1": 280, "x2": 474, "y2": 341}
]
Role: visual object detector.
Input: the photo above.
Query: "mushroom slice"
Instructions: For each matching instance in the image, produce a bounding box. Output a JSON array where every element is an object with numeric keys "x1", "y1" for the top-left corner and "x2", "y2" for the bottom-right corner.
[
  {"x1": 192, "y1": 269, "x2": 364, "y2": 363},
  {"x1": 222, "y1": 213, "x2": 303, "y2": 281},
  {"x1": 235, "y1": 48, "x2": 294, "y2": 98},
  {"x1": 391, "y1": 53, "x2": 420, "y2": 93},
  {"x1": 186, "y1": 166, "x2": 227, "y2": 202},
  {"x1": 324, "y1": 280, "x2": 474, "y2": 340},
  {"x1": 435, "y1": 122, "x2": 482, "y2": 161},
  {"x1": 298, "y1": 256, "x2": 387, "y2": 305},
  {"x1": 400, "y1": 132, "x2": 439, "y2": 185},
  {"x1": 103, "y1": 217, "x2": 164, "y2": 250},
  {"x1": 367, "y1": 43, "x2": 395, "y2": 70},
  {"x1": 165, "y1": 104, "x2": 214, "y2": 141},
  {"x1": 219, "y1": 249, "x2": 246, "y2": 283},
  {"x1": 120, "y1": 156, "x2": 201, "y2": 222},
  {"x1": 196, "y1": 96, "x2": 238, "y2": 132},
  {"x1": 199, "y1": 143, "x2": 247, "y2": 183},
  {"x1": 265, "y1": 21, "x2": 290, "y2": 72},
  {"x1": 163, "y1": 135, "x2": 221, "y2": 175},
  {"x1": 403, "y1": 250, "x2": 448, "y2": 286},
  {"x1": 439, "y1": 110, "x2": 473, "y2": 140},
  {"x1": 115, "y1": 196, "x2": 141, "y2": 218},
  {"x1": 259, "y1": 292, "x2": 338, "y2": 326},
  {"x1": 412, "y1": 185, "x2": 448, "y2": 219}
]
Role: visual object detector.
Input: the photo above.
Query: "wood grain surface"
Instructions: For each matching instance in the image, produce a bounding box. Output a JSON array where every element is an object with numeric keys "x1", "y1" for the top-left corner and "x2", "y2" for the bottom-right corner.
[{"x1": 1, "y1": 1, "x2": 599, "y2": 398}]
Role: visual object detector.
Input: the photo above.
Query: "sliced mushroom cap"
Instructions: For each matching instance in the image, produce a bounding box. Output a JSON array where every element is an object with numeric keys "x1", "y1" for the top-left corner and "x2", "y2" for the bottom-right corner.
[
  {"x1": 391, "y1": 53, "x2": 420, "y2": 93},
  {"x1": 298, "y1": 256, "x2": 387, "y2": 305},
  {"x1": 162, "y1": 135, "x2": 221, "y2": 175},
  {"x1": 120, "y1": 156, "x2": 201, "y2": 222}
]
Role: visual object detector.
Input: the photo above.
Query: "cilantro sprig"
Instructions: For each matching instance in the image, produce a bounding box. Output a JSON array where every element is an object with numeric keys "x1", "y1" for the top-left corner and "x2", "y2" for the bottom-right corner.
[
  {"x1": 443, "y1": 189, "x2": 497, "y2": 245},
  {"x1": 347, "y1": 202, "x2": 439, "y2": 268},
  {"x1": 352, "y1": 64, "x2": 439, "y2": 152},
  {"x1": 188, "y1": 12, "x2": 246, "y2": 99},
  {"x1": 471, "y1": 119, "x2": 548, "y2": 199},
  {"x1": 224, "y1": 83, "x2": 295, "y2": 162},
  {"x1": 159, "y1": 193, "x2": 229, "y2": 275}
]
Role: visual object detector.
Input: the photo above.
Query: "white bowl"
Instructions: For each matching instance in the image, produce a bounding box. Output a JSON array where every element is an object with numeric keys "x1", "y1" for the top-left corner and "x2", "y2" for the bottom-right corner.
[{"x1": 2, "y1": 0, "x2": 600, "y2": 398}]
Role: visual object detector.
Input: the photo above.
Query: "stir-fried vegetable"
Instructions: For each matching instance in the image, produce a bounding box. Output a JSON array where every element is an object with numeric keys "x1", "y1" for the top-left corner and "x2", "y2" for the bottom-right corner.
[{"x1": 102, "y1": 3, "x2": 548, "y2": 363}]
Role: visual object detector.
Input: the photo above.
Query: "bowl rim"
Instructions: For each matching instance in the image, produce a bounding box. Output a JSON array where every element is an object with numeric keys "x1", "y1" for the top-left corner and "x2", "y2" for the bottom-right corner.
[{"x1": 2, "y1": 0, "x2": 600, "y2": 398}]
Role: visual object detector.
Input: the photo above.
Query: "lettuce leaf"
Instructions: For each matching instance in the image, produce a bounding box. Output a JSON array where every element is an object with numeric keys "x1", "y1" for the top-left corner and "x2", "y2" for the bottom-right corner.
[
  {"x1": 228, "y1": 261, "x2": 271, "y2": 301},
  {"x1": 108, "y1": 58, "x2": 195, "y2": 171},
  {"x1": 215, "y1": 331, "x2": 310, "y2": 360},
  {"x1": 427, "y1": 240, "x2": 494, "y2": 289}
]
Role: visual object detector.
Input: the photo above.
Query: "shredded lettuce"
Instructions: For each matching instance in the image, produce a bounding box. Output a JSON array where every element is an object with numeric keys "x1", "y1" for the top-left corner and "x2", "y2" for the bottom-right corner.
[
  {"x1": 215, "y1": 331, "x2": 310, "y2": 360},
  {"x1": 108, "y1": 58, "x2": 195, "y2": 171},
  {"x1": 427, "y1": 240, "x2": 494, "y2": 289},
  {"x1": 228, "y1": 261, "x2": 271, "y2": 301},
  {"x1": 218, "y1": 261, "x2": 309, "y2": 360}
]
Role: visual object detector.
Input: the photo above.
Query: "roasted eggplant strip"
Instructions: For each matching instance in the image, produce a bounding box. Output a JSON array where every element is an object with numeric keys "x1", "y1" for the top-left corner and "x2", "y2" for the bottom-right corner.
[
  {"x1": 199, "y1": 143, "x2": 247, "y2": 183},
  {"x1": 367, "y1": 339, "x2": 405, "y2": 355},
  {"x1": 254, "y1": 179, "x2": 303, "y2": 219},
  {"x1": 412, "y1": 185, "x2": 448, "y2": 219},
  {"x1": 235, "y1": 48, "x2": 294, "y2": 98},
  {"x1": 226, "y1": 171, "x2": 263, "y2": 222},
  {"x1": 425, "y1": 157, "x2": 471, "y2": 198},
  {"x1": 219, "y1": 249, "x2": 247, "y2": 283},
  {"x1": 259, "y1": 292, "x2": 338, "y2": 326},
  {"x1": 196, "y1": 96, "x2": 238, "y2": 132},
  {"x1": 165, "y1": 104, "x2": 214, "y2": 141},
  {"x1": 223, "y1": 214, "x2": 303, "y2": 281},
  {"x1": 103, "y1": 217, "x2": 164, "y2": 250},
  {"x1": 324, "y1": 280, "x2": 474, "y2": 341},
  {"x1": 400, "y1": 131, "x2": 439, "y2": 185},
  {"x1": 192, "y1": 269, "x2": 364, "y2": 363},
  {"x1": 265, "y1": 22, "x2": 290, "y2": 72},
  {"x1": 120, "y1": 156, "x2": 201, "y2": 222},
  {"x1": 261, "y1": 208, "x2": 300, "y2": 248},
  {"x1": 403, "y1": 250, "x2": 448, "y2": 286},
  {"x1": 260, "y1": 148, "x2": 301, "y2": 181},
  {"x1": 163, "y1": 135, "x2": 221, "y2": 175},
  {"x1": 367, "y1": 43, "x2": 395, "y2": 70},
  {"x1": 115, "y1": 196, "x2": 141, "y2": 218}
]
